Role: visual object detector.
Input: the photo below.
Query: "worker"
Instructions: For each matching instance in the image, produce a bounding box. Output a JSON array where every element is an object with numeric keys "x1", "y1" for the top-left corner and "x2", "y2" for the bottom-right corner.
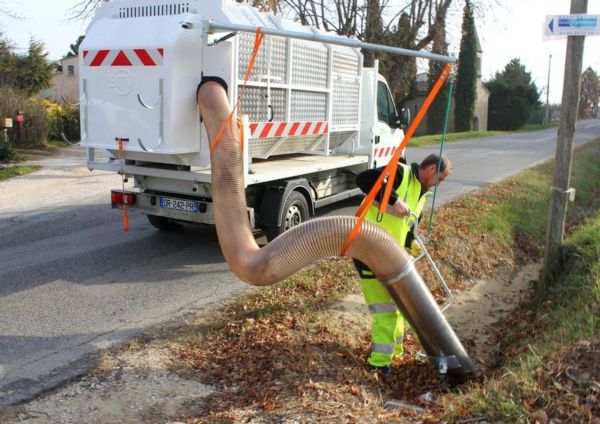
[{"x1": 353, "y1": 153, "x2": 452, "y2": 375}]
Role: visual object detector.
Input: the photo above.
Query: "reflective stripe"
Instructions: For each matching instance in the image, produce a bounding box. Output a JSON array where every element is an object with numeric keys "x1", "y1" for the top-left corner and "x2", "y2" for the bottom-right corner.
[
  {"x1": 368, "y1": 304, "x2": 398, "y2": 314},
  {"x1": 372, "y1": 342, "x2": 395, "y2": 355},
  {"x1": 358, "y1": 269, "x2": 375, "y2": 279}
]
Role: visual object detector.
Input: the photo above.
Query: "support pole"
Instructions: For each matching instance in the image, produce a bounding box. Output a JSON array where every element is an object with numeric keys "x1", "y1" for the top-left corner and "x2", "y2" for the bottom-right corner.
[
  {"x1": 545, "y1": 54, "x2": 552, "y2": 125},
  {"x1": 541, "y1": 0, "x2": 587, "y2": 286}
]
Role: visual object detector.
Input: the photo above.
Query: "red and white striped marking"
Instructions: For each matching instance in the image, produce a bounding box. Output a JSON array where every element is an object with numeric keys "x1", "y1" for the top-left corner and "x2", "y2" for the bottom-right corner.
[
  {"x1": 373, "y1": 146, "x2": 398, "y2": 158},
  {"x1": 83, "y1": 49, "x2": 164, "y2": 67},
  {"x1": 248, "y1": 121, "x2": 328, "y2": 139}
]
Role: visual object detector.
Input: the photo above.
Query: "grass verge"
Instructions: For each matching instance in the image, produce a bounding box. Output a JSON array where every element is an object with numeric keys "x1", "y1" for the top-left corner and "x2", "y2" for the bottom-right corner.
[
  {"x1": 440, "y1": 213, "x2": 599, "y2": 422},
  {"x1": 410, "y1": 130, "x2": 507, "y2": 147},
  {"x1": 436, "y1": 140, "x2": 600, "y2": 422},
  {"x1": 0, "y1": 165, "x2": 41, "y2": 181}
]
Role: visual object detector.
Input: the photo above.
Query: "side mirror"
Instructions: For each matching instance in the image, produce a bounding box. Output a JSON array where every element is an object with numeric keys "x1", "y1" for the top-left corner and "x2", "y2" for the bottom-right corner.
[{"x1": 400, "y1": 107, "x2": 411, "y2": 130}]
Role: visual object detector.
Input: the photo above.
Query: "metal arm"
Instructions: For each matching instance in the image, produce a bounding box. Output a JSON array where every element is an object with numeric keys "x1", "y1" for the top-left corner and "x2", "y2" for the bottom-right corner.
[{"x1": 207, "y1": 22, "x2": 457, "y2": 64}]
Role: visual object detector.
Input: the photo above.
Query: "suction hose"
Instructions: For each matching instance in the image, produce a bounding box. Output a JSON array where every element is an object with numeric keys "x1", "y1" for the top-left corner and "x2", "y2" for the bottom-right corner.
[{"x1": 198, "y1": 82, "x2": 474, "y2": 374}]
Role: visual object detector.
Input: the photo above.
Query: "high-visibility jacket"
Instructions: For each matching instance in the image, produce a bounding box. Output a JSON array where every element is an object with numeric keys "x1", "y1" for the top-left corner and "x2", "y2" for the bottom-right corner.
[{"x1": 364, "y1": 163, "x2": 429, "y2": 247}]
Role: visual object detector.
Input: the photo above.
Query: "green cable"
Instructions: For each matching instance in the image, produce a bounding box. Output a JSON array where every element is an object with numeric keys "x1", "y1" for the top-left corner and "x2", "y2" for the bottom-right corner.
[{"x1": 427, "y1": 76, "x2": 454, "y2": 236}]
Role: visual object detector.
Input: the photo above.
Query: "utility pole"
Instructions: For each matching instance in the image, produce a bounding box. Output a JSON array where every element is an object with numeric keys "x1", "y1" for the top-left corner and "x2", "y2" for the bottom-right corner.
[
  {"x1": 541, "y1": 0, "x2": 588, "y2": 285},
  {"x1": 545, "y1": 54, "x2": 552, "y2": 125}
]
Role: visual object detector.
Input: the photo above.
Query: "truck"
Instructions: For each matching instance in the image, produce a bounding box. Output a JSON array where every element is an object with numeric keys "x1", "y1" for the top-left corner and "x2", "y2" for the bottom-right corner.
[{"x1": 79, "y1": 0, "x2": 415, "y2": 240}]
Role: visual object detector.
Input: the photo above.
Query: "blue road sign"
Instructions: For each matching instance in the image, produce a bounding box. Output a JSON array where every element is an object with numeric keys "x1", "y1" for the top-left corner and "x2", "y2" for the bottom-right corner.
[{"x1": 545, "y1": 14, "x2": 600, "y2": 37}]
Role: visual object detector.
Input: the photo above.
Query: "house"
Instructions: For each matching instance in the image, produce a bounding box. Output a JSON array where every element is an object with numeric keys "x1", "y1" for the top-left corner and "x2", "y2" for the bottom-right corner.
[
  {"x1": 403, "y1": 30, "x2": 489, "y2": 135},
  {"x1": 49, "y1": 55, "x2": 80, "y2": 104}
]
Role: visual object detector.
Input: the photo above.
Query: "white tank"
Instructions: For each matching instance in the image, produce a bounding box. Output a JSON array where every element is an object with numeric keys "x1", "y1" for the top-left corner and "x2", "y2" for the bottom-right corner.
[{"x1": 80, "y1": 0, "x2": 363, "y2": 166}]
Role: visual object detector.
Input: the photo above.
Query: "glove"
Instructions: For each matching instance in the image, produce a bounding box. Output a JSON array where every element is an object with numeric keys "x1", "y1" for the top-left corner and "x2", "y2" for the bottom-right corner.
[{"x1": 409, "y1": 239, "x2": 422, "y2": 257}]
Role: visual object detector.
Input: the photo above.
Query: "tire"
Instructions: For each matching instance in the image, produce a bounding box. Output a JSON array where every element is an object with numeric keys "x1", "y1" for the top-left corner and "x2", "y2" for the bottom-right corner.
[
  {"x1": 264, "y1": 191, "x2": 309, "y2": 242},
  {"x1": 146, "y1": 214, "x2": 183, "y2": 231}
]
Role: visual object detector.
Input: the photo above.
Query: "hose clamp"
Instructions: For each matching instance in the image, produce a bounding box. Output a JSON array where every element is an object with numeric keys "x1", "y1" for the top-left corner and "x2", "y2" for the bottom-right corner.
[{"x1": 381, "y1": 261, "x2": 415, "y2": 287}]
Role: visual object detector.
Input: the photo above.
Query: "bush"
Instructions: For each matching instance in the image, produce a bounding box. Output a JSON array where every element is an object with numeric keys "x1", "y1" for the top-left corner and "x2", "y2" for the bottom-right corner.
[
  {"x1": 0, "y1": 130, "x2": 17, "y2": 162},
  {"x1": 0, "y1": 85, "x2": 49, "y2": 148},
  {"x1": 43, "y1": 100, "x2": 80, "y2": 142},
  {"x1": 21, "y1": 97, "x2": 50, "y2": 147}
]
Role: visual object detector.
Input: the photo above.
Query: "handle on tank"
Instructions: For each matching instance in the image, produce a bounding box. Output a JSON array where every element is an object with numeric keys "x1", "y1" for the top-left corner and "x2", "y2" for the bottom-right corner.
[{"x1": 137, "y1": 79, "x2": 163, "y2": 109}]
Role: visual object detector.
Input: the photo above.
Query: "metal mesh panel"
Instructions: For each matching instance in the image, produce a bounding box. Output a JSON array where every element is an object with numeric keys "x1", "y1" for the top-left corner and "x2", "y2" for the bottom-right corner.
[
  {"x1": 329, "y1": 131, "x2": 356, "y2": 149},
  {"x1": 291, "y1": 91, "x2": 326, "y2": 121},
  {"x1": 332, "y1": 51, "x2": 359, "y2": 75},
  {"x1": 239, "y1": 87, "x2": 286, "y2": 122},
  {"x1": 248, "y1": 134, "x2": 324, "y2": 159},
  {"x1": 248, "y1": 136, "x2": 277, "y2": 158},
  {"x1": 238, "y1": 34, "x2": 287, "y2": 83},
  {"x1": 291, "y1": 41, "x2": 327, "y2": 87},
  {"x1": 332, "y1": 79, "x2": 360, "y2": 125},
  {"x1": 118, "y1": 3, "x2": 189, "y2": 18},
  {"x1": 273, "y1": 134, "x2": 323, "y2": 155}
]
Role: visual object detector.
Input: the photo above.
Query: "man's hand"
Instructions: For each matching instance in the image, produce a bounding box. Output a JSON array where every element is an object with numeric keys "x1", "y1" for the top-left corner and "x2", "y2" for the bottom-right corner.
[{"x1": 391, "y1": 199, "x2": 411, "y2": 217}]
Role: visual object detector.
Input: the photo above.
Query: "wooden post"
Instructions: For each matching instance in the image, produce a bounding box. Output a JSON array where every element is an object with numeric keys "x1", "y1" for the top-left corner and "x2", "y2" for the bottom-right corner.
[{"x1": 541, "y1": 0, "x2": 588, "y2": 285}]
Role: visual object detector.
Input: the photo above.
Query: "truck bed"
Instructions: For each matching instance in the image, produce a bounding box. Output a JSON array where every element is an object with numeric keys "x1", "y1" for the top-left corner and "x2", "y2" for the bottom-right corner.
[{"x1": 247, "y1": 154, "x2": 369, "y2": 184}]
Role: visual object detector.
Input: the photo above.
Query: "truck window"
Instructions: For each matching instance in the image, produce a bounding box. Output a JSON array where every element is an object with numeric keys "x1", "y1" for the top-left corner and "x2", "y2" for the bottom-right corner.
[{"x1": 377, "y1": 81, "x2": 397, "y2": 128}]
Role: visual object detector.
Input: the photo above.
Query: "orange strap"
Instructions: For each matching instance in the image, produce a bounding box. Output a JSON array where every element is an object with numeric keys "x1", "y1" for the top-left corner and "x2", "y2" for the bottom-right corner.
[
  {"x1": 117, "y1": 138, "x2": 129, "y2": 232},
  {"x1": 339, "y1": 63, "x2": 452, "y2": 256},
  {"x1": 210, "y1": 27, "x2": 264, "y2": 156}
]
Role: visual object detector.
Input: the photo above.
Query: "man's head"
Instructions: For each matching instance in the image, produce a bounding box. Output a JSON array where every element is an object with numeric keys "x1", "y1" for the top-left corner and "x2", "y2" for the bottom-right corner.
[{"x1": 418, "y1": 154, "x2": 451, "y2": 190}]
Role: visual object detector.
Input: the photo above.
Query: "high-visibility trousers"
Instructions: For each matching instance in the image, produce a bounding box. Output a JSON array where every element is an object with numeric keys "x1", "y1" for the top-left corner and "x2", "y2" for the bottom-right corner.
[{"x1": 359, "y1": 274, "x2": 404, "y2": 367}]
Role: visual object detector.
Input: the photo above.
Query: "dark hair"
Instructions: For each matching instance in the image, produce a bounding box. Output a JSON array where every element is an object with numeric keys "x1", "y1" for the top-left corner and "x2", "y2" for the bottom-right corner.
[{"x1": 419, "y1": 154, "x2": 451, "y2": 173}]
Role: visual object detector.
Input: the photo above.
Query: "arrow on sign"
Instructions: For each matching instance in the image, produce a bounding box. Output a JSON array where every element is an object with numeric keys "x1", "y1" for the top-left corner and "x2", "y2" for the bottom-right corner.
[{"x1": 548, "y1": 18, "x2": 554, "y2": 33}]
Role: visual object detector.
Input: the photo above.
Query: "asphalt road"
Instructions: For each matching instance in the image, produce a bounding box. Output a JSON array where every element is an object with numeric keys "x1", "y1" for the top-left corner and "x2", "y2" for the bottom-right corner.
[{"x1": 1, "y1": 119, "x2": 598, "y2": 409}]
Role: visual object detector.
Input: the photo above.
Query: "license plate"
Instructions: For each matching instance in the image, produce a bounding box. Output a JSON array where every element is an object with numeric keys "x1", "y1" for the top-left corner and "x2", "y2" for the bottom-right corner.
[{"x1": 159, "y1": 197, "x2": 200, "y2": 213}]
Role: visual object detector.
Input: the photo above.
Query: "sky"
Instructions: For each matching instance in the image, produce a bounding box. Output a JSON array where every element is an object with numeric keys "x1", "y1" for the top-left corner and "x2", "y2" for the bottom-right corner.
[{"x1": 0, "y1": 0, "x2": 598, "y2": 104}]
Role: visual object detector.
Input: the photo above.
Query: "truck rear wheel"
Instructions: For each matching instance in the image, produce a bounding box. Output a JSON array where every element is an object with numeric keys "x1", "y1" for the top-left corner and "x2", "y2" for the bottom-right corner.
[
  {"x1": 265, "y1": 191, "x2": 308, "y2": 242},
  {"x1": 147, "y1": 215, "x2": 183, "y2": 231}
]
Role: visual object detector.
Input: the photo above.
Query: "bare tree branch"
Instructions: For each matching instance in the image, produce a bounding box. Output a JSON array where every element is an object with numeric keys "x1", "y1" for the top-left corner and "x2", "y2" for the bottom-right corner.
[
  {"x1": 67, "y1": 0, "x2": 106, "y2": 21},
  {"x1": 0, "y1": 0, "x2": 24, "y2": 21}
]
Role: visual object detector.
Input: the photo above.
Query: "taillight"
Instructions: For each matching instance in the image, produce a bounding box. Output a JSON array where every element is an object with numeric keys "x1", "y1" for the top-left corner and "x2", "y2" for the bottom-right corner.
[{"x1": 111, "y1": 191, "x2": 136, "y2": 205}]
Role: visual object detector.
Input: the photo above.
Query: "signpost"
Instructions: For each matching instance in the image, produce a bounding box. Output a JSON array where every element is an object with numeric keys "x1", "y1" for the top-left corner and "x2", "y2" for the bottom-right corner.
[
  {"x1": 2, "y1": 118, "x2": 11, "y2": 146},
  {"x1": 541, "y1": 1, "x2": 594, "y2": 286}
]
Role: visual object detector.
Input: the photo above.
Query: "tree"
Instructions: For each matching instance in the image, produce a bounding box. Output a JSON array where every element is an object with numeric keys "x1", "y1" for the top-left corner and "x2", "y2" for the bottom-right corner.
[
  {"x1": 486, "y1": 58, "x2": 541, "y2": 131},
  {"x1": 579, "y1": 67, "x2": 599, "y2": 119},
  {"x1": 426, "y1": 3, "x2": 450, "y2": 135},
  {"x1": 279, "y1": 0, "x2": 455, "y2": 103},
  {"x1": 64, "y1": 35, "x2": 85, "y2": 58},
  {"x1": 13, "y1": 39, "x2": 54, "y2": 96},
  {"x1": 363, "y1": 0, "x2": 382, "y2": 67},
  {"x1": 454, "y1": 0, "x2": 477, "y2": 132},
  {"x1": 0, "y1": 36, "x2": 17, "y2": 87}
]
